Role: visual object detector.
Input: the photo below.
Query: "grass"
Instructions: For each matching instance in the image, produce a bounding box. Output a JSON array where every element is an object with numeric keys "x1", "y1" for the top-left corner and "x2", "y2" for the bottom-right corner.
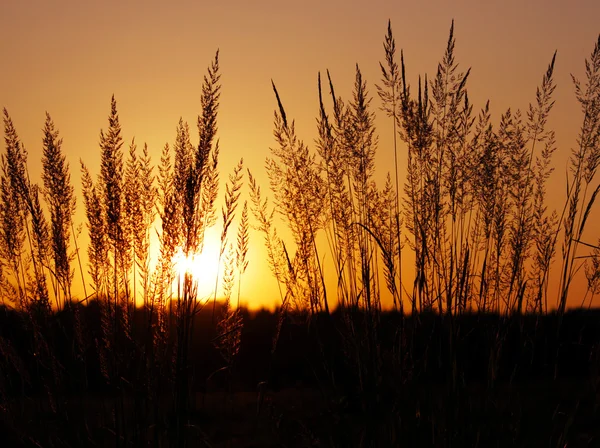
[{"x1": 0, "y1": 20, "x2": 599, "y2": 448}]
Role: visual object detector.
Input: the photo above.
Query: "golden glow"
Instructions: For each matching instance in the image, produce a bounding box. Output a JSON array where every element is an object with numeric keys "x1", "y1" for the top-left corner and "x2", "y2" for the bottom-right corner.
[{"x1": 172, "y1": 240, "x2": 221, "y2": 300}]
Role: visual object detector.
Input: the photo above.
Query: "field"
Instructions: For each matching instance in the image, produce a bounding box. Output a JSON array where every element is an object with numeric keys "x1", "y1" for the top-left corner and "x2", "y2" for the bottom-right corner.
[{"x1": 1, "y1": 19, "x2": 600, "y2": 447}]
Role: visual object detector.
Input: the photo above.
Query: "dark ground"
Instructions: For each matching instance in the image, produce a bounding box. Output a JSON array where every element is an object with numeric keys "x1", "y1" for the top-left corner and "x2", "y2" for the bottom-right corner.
[{"x1": 0, "y1": 304, "x2": 599, "y2": 447}]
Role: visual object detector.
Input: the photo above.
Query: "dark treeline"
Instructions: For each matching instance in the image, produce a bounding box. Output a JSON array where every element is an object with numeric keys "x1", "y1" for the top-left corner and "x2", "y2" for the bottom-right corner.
[{"x1": 2, "y1": 305, "x2": 599, "y2": 394}]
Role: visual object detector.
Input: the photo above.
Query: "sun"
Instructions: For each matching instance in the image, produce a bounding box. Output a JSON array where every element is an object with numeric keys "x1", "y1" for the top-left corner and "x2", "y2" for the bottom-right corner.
[{"x1": 171, "y1": 239, "x2": 221, "y2": 299}]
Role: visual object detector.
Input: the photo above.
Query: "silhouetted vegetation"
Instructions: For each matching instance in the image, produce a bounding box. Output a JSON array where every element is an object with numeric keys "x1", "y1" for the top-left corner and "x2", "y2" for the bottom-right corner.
[{"x1": 0, "y1": 21, "x2": 599, "y2": 448}]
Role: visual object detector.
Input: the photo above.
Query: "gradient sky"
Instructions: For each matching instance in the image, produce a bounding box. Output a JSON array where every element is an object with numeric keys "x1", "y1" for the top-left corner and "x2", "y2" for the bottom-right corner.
[{"x1": 1, "y1": 0, "x2": 600, "y2": 309}]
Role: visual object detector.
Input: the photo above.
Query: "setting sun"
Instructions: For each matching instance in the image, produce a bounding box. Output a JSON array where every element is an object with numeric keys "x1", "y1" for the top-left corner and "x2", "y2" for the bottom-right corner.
[{"x1": 171, "y1": 238, "x2": 222, "y2": 300}]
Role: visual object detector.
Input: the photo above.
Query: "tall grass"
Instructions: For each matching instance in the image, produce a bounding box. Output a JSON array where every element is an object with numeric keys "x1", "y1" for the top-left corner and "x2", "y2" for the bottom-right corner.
[
  {"x1": 258, "y1": 21, "x2": 600, "y2": 445},
  {"x1": 0, "y1": 22, "x2": 599, "y2": 448},
  {"x1": 557, "y1": 36, "x2": 600, "y2": 317}
]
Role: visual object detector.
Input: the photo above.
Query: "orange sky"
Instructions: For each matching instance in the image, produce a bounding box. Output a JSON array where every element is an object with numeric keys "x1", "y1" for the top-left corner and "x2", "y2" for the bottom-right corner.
[{"x1": 1, "y1": 0, "x2": 600, "y2": 310}]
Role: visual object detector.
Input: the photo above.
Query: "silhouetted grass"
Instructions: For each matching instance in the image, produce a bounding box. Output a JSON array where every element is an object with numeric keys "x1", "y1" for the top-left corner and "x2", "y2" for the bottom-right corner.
[{"x1": 0, "y1": 21, "x2": 599, "y2": 448}]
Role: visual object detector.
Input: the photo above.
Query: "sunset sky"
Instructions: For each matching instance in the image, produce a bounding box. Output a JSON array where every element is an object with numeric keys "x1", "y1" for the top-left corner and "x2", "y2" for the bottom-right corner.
[{"x1": 1, "y1": 0, "x2": 600, "y2": 309}]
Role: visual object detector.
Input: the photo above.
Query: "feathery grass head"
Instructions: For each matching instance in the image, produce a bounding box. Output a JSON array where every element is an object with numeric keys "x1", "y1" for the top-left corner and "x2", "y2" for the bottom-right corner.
[{"x1": 42, "y1": 113, "x2": 76, "y2": 303}]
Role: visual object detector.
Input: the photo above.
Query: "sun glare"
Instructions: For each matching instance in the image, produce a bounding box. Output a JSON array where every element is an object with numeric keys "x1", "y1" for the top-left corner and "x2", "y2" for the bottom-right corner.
[{"x1": 172, "y1": 240, "x2": 221, "y2": 299}]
